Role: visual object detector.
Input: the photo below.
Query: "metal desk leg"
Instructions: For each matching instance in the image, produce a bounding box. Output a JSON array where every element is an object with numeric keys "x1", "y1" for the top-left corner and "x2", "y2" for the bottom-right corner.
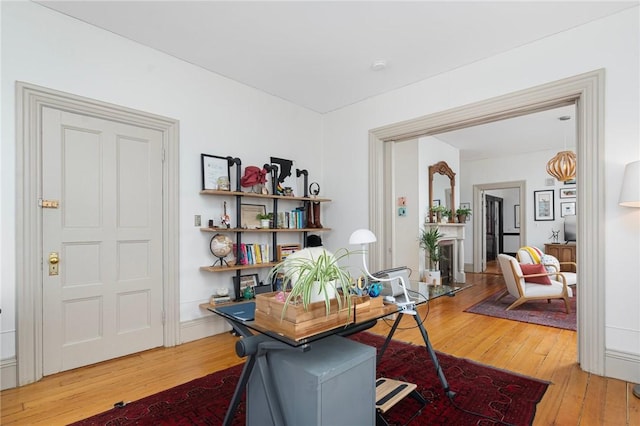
[
  {"x1": 377, "y1": 314, "x2": 402, "y2": 364},
  {"x1": 223, "y1": 353, "x2": 256, "y2": 426},
  {"x1": 377, "y1": 313, "x2": 455, "y2": 399},
  {"x1": 413, "y1": 315, "x2": 456, "y2": 399},
  {"x1": 223, "y1": 334, "x2": 308, "y2": 426}
]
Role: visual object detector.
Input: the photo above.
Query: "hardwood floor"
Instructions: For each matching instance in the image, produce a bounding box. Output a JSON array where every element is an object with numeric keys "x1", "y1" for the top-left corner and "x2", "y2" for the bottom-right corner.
[{"x1": 2, "y1": 272, "x2": 639, "y2": 425}]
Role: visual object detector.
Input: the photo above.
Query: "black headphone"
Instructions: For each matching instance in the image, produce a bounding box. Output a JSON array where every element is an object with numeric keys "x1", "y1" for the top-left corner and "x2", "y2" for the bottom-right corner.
[{"x1": 309, "y1": 182, "x2": 320, "y2": 196}]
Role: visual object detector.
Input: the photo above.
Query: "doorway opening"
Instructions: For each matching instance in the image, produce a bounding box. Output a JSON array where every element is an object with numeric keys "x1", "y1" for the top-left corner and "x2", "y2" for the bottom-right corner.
[{"x1": 368, "y1": 70, "x2": 605, "y2": 375}]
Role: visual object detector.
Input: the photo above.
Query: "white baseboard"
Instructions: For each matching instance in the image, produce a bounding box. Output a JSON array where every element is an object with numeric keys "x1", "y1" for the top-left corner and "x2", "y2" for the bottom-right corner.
[
  {"x1": 1, "y1": 357, "x2": 17, "y2": 390},
  {"x1": 180, "y1": 313, "x2": 231, "y2": 344},
  {"x1": 0, "y1": 316, "x2": 230, "y2": 391},
  {"x1": 605, "y1": 349, "x2": 640, "y2": 383}
]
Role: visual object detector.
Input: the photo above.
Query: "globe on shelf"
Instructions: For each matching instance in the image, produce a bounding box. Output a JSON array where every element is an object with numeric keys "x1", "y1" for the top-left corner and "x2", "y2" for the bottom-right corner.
[{"x1": 210, "y1": 234, "x2": 233, "y2": 267}]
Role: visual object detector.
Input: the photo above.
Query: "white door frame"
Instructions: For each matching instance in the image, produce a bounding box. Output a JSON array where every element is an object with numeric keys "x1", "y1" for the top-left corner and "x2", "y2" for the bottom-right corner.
[
  {"x1": 368, "y1": 70, "x2": 605, "y2": 375},
  {"x1": 472, "y1": 181, "x2": 527, "y2": 272},
  {"x1": 15, "y1": 82, "x2": 180, "y2": 385}
]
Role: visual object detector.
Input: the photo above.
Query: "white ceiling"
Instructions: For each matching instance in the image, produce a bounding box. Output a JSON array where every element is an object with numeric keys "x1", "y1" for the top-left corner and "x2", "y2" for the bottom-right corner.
[{"x1": 34, "y1": 1, "x2": 634, "y2": 159}]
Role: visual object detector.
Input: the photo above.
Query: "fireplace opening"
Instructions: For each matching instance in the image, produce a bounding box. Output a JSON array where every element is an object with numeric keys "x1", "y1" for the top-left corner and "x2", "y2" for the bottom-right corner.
[{"x1": 439, "y1": 240, "x2": 454, "y2": 285}]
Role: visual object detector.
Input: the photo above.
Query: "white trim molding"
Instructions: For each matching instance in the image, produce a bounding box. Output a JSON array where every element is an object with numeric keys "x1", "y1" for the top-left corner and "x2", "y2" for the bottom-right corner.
[
  {"x1": 180, "y1": 315, "x2": 231, "y2": 345},
  {"x1": 1, "y1": 358, "x2": 18, "y2": 390},
  {"x1": 605, "y1": 349, "x2": 640, "y2": 384},
  {"x1": 369, "y1": 70, "x2": 605, "y2": 376},
  {"x1": 15, "y1": 82, "x2": 180, "y2": 386}
]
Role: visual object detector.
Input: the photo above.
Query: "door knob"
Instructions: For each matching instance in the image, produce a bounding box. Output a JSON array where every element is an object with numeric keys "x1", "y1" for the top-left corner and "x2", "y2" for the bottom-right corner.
[{"x1": 49, "y1": 252, "x2": 59, "y2": 275}]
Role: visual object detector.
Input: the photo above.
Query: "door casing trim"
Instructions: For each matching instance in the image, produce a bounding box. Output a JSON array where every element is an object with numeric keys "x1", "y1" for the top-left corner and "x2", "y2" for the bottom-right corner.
[
  {"x1": 15, "y1": 82, "x2": 180, "y2": 385},
  {"x1": 472, "y1": 181, "x2": 527, "y2": 272},
  {"x1": 368, "y1": 69, "x2": 605, "y2": 375}
]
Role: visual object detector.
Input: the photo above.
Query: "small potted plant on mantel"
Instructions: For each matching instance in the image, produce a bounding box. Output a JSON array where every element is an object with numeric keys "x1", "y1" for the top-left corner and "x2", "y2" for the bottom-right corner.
[
  {"x1": 441, "y1": 208, "x2": 453, "y2": 224},
  {"x1": 419, "y1": 226, "x2": 443, "y2": 285},
  {"x1": 456, "y1": 206, "x2": 472, "y2": 223},
  {"x1": 256, "y1": 212, "x2": 273, "y2": 229},
  {"x1": 430, "y1": 205, "x2": 446, "y2": 223}
]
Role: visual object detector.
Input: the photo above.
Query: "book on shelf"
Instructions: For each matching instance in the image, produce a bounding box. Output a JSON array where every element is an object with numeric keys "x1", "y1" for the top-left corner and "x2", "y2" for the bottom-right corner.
[
  {"x1": 210, "y1": 295, "x2": 232, "y2": 304},
  {"x1": 234, "y1": 242, "x2": 270, "y2": 265},
  {"x1": 233, "y1": 243, "x2": 248, "y2": 265}
]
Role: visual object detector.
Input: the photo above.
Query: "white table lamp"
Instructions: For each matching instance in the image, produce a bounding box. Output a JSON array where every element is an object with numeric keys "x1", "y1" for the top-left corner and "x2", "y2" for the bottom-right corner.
[
  {"x1": 349, "y1": 229, "x2": 415, "y2": 315},
  {"x1": 619, "y1": 160, "x2": 640, "y2": 207}
]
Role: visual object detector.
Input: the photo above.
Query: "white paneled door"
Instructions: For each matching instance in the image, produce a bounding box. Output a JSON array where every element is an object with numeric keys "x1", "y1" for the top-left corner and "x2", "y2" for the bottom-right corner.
[{"x1": 41, "y1": 107, "x2": 164, "y2": 375}]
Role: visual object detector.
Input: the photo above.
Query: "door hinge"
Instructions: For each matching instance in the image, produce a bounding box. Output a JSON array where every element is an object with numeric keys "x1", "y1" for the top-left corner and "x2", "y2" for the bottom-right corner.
[
  {"x1": 162, "y1": 149, "x2": 166, "y2": 162},
  {"x1": 161, "y1": 311, "x2": 166, "y2": 325}
]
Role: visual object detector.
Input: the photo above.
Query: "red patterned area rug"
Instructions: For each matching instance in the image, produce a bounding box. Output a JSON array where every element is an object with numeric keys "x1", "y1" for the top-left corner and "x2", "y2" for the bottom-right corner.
[
  {"x1": 71, "y1": 332, "x2": 548, "y2": 426},
  {"x1": 464, "y1": 289, "x2": 576, "y2": 331}
]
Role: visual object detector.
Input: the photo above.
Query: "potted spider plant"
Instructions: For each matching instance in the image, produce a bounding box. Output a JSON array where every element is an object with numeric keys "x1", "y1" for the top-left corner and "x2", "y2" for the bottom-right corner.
[{"x1": 267, "y1": 247, "x2": 355, "y2": 319}]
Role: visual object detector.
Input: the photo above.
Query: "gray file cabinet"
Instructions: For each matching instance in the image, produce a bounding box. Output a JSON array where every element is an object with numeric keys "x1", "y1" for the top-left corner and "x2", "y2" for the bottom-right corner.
[{"x1": 247, "y1": 335, "x2": 376, "y2": 426}]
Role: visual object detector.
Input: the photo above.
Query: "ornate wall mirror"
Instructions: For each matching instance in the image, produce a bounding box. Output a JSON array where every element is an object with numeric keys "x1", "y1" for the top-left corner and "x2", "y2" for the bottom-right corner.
[{"x1": 428, "y1": 161, "x2": 456, "y2": 222}]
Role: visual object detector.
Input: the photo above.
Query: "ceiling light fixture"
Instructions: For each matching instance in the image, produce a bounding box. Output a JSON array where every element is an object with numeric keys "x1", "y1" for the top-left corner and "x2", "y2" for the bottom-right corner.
[
  {"x1": 370, "y1": 59, "x2": 387, "y2": 71},
  {"x1": 546, "y1": 115, "x2": 576, "y2": 182}
]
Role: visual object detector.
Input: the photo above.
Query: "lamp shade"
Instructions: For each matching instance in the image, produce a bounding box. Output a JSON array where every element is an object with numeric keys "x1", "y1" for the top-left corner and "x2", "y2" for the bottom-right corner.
[
  {"x1": 349, "y1": 229, "x2": 377, "y2": 245},
  {"x1": 546, "y1": 150, "x2": 576, "y2": 182},
  {"x1": 619, "y1": 160, "x2": 640, "y2": 207}
]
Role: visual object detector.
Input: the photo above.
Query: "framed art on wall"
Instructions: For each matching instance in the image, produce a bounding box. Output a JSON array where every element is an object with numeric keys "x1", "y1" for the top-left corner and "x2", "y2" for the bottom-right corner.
[
  {"x1": 559, "y1": 187, "x2": 576, "y2": 198},
  {"x1": 561, "y1": 201, "x2": 576, "y2": 217},
  {"x1": 201, "y1": 154, "x2": 230, "y2": 190},
  {"x1": 534, "y1": 190, "x2": 554, "y2": 221}
]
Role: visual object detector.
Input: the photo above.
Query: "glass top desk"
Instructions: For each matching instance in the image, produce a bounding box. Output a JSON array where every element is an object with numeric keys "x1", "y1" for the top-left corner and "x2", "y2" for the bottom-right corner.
[{"x1": 209, "y1": 283, "x2": 464, "y2": 425}]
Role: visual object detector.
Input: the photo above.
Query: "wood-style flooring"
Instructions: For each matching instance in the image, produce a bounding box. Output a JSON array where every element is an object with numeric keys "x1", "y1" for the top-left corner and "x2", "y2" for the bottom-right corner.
[{"x1": 2, "y1": 272, "x2": 639, "y2": 425}]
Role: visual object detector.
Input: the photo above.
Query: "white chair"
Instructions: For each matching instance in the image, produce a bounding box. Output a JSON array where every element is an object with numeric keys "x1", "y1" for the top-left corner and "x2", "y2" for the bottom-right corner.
[
  {"x1": 497, "y1": 254, "x2": 573, "y2": 313},
  {"x1": 516, "y1": 246, "x2": 577, "y2": 287}
]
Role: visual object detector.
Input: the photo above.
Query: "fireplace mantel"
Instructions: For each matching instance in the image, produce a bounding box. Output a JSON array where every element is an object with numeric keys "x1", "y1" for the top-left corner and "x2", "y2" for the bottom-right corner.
[{"x1": 424, "y1": 223, "x2": 466, "y2": 283}]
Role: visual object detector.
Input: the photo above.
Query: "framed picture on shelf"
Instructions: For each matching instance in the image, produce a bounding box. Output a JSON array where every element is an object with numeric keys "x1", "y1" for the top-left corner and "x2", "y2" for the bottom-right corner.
[
  {"x1": 233, "y1": 273, "x2": 259, "y2": 290},
  {"x1": 514, "y1": 204, "x2": 520, "y2": 228},
  {"x1": 534, "y1": 190, "x2": 555, "y2": 221},
  {"x1": 559, "y1": 187, "x2": 576, "y2": 198},
  {"x1": 561, "y1": 201, "x2": 576, "y2": 217},
  {"x1": 460, "y1": 202, "x2": 470, "y2": 210},
  {"x1": 201, "y1": 154, "x2": 230, "y2": 190},
  {"x1": 240, "y1": 204, "x2": 266, "y2": 229},
  {"x1": 433, "y1": 199, "x2": 441, "y2": 207}
]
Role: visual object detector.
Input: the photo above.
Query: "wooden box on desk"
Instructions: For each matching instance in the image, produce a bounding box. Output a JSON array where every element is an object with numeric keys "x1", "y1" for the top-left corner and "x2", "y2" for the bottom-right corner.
[{"x1": 254, "y1": 292, "x2": 387, "y2": 340}]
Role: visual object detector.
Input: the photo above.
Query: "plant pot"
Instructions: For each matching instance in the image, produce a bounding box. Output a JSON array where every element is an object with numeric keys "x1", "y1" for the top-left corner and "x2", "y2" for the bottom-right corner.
[
  {"x1": 457, "y1": 214, "x2": 467, "y2": 223},
  {"x1": 309, "y1": 280, "x2": 336, "y2": 303},
  {"x1": 260, "y1": 219, "x2": 270, "y2": 228},
  {"x1": 427, "y1": 270, "x2": 441, "y2": 286}
]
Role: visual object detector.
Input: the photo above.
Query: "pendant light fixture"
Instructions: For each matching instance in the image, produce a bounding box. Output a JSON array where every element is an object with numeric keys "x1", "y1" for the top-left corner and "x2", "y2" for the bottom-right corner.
[{"x1": 546, "y1": 115, "x2": 576, "y2": 182}]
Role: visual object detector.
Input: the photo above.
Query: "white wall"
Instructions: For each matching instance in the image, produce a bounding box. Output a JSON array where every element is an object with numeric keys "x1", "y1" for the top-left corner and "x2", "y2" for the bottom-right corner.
[
  {"x1": 1, "y1": 2, "x2": 324, "y2": 364},
  {"x1": 391, "y1": 140, "x2": 419, "y2": 276},
  {"x1": 462, "y1": 149, "x2": 569, "y2": 256},
  {"x1": 323, "y1": 7, "x2": 639, "y2": 381}
]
